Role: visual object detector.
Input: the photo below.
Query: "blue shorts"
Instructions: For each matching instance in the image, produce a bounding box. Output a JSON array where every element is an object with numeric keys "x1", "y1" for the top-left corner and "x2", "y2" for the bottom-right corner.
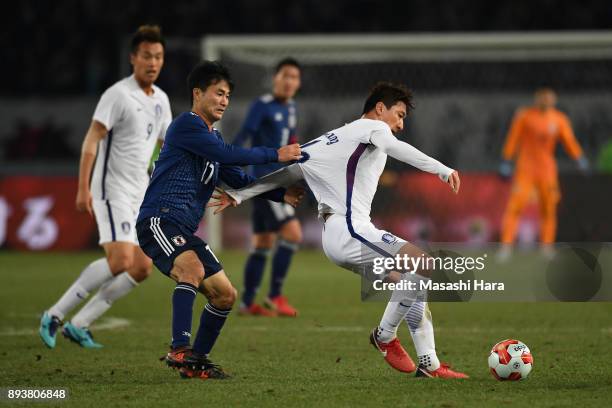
[
  {"x1": 136, "y1": 216, "x2": 222, "y2": 278},
  {"x1": 252, "y1": 197, "x2": 296, "y2": 233}
]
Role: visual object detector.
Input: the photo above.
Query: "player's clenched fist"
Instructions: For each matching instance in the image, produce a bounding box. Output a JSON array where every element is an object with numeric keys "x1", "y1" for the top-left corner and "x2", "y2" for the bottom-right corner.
[
  {"x1": 277, "y1": 143, "x2": 302, "y2": 162},
  {"x1": 447, "y1": 171, "x2": 460, "y2": 194}
]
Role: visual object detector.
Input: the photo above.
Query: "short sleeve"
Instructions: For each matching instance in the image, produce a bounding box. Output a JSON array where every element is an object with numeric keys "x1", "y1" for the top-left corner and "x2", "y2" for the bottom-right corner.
[{"x1": 92, "y1": 87, "x2": 124, "y2": 131}]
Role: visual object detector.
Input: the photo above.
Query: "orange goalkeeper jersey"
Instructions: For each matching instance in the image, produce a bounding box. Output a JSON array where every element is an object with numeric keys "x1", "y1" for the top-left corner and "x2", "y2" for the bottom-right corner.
[{"x1": 502, "y1": 107, "x2": 583, "y2": 180}]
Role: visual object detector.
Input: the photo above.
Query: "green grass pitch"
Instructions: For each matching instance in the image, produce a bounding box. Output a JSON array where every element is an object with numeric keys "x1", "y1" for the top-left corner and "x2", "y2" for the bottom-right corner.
[{"x1": 1, "y1": 250, "x2": 611, "y2": 407}]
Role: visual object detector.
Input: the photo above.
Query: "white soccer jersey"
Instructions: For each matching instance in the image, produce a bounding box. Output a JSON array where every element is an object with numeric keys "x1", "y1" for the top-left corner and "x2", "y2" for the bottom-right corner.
[
  {"x1": 225, "y1": 117, "x2": 455, "y2": 267},
  {"x1": 298, "y1": 118, "x2": 454, "y2": 223},
  {"x1": 90, "y1": 75, "x2": 172, "y2": 206}
]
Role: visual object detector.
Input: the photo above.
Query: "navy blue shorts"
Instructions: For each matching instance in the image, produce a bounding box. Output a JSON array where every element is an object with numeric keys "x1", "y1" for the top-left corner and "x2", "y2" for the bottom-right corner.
[
  {"x1": 136, "y1": 216, "x2": 222, "y2": 278},
  {"x1": 251, "y1": 197, "x2": 296, "y2": 233}
]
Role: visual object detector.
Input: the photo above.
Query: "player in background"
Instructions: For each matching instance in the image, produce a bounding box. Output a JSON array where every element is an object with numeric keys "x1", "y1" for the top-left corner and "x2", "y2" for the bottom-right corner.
[
  {"x1": 498, "y1": 88, "x2": 588, "y2": 259},
  {"x1": 39, "y1": 25, "x2": 172, "y2": 349},
  {"x1": 210, "y1": 82, "x2": 468, "y2": 379},
  {"x1": 136, "y1": 61, "x2": 303, "y2": 379},
  {"x1": 233, "y1": 58, "x2": 302, "y2": 317}
]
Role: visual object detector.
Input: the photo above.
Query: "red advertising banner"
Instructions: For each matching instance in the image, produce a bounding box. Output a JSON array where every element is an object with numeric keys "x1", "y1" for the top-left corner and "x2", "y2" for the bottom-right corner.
[
  {"x1": 0, "y1": 176, "x2": 96, "y2": 250},
  {"x1": 0, "y1": 174, "x2": 604, "y2": 250},
  {"x1": 372, "y1": 172, "x2": 540, "y2": 244}
]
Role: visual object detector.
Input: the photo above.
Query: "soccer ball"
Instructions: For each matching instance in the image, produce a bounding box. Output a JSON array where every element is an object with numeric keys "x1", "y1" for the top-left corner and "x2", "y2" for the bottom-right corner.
[{"x1": 488, "y1": 339, "x2": 533, "y2": 381}]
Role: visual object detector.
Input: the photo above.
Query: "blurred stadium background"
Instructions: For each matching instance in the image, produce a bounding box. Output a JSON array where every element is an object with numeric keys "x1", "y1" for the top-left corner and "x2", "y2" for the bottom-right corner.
[{"x1": 2, "y1": 0, "x2": 612, "y2": 252}]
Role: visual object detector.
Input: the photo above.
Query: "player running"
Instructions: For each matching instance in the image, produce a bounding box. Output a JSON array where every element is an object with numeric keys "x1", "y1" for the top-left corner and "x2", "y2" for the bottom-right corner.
[
  {"x1": 233, "y1": 58, "x2": 302, "y2": 317},
  {"x1": 135, "y1": 61, "x2": 303, "y2": 379},
  {"x1": 498, "y1": 88, "x2": 588, "y2": 259},
  {"x1": 40, "y1": 25, "x2": 171, "y2": 349},
  {"x1": 209, "y1": 82, "x2": 468, "y2": 379}
]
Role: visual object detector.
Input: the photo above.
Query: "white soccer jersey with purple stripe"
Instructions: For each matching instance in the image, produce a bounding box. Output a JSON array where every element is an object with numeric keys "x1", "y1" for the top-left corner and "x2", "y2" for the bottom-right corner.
[
  {"x1": 298, "y1": 118, "x2": 454, "y2": 223},
  {"x1": 91, "y1": 75, "x2": 172, "y2": 206}
]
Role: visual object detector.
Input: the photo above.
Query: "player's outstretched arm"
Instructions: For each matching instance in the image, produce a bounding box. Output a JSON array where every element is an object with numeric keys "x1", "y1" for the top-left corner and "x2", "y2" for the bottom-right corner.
[
  {"x1": 170, "y1": 117, "x2": 301, "y2": 165},
  {"x1": 370, "y1": 128, "x2": 457, "y2": 192},
  {"x1": 211, "y1": 163, "x2": 305, "y2": 209},
  {"x1": 209, "y1": 184, "x2": 305, "y2": 215},
  {"x1": 76, "y1": 120, "x2": 108, "y2": 215},
  {"x1": 218, "y1": 164, "x2": 288, "y2": 203}
]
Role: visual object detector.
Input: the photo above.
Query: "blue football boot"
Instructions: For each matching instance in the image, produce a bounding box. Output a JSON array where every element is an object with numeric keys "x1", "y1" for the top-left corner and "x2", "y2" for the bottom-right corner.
[
  {"x1": 39, "y1": 312, "x2": 63, "y2": 349},
  {"x1": 62, "y1": 322, "x2": 103, "y2": 349}
]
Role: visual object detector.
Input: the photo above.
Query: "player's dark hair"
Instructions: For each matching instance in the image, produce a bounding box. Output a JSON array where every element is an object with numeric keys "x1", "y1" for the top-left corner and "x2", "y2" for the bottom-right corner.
[
  {"x1": 275, "y1": 57, "x2": 301, "y2": 74},
  {"x1": 130, "y1": 25, "x2": 165, "y2": 53},
  {"x1": 187, "y1": 61, "x2": 234, "y2": 104},
  {"x1": 362, "y1": 82, "x2": 415, "y2": 115}
]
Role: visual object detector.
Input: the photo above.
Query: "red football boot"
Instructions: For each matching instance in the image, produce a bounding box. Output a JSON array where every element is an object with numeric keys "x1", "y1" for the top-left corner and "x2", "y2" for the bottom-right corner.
[
  {"x1": 369, "y1": 328, "x2": 416, "y2": 373},
  {"x1": 239, "y1": 303, "x2": 278, "y2": 317},
  {"x1": 416, "y1": 363, "x2": 469, "y2": 379},
  {"x1": 265, "y1": 295, "x2": 298, "y2": 317},
  {"x1": 178, "y1": 355, "x2": 230, "y2": 380},
  {"x1": 163, "y1": 345, "x2": 193, "y2": 368}
]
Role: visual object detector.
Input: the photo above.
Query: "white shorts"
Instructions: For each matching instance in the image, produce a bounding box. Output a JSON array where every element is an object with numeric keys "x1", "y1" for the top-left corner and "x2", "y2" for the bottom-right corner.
[
  {"x1": 321, "y1": 214, "x2": 407, "y2": 274},
  {"x1": 92, "y1": 199, "x2": 139, "y2": 245}
]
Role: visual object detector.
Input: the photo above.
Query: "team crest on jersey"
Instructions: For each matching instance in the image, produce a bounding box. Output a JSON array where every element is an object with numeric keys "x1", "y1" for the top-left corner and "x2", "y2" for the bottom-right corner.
[
  {"x1": 121, "y1": 222, "x2": 131, "y2": 234},
  {"x1": 172, "y1": 235, "x2": 187, "y2": 246},
  {"x1": 274, "y1": 112, "x2": 283, "y2": 122},
  {"x1": 382, "y1": 233, "x2": 398, "y2": 244},
  {"x1": 155, "y1": 103, "x2": 162, "y2": 118},
  {"x1": 548, "y1": 122, "x2": 558, "y2": 135}
]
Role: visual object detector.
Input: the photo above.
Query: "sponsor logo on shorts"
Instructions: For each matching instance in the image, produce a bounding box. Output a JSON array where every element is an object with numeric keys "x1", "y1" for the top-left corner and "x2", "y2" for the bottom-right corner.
[
  {"x1": 382, "y1": 233, "x2": 398, "y2": 244},
  {"x1": 121, "y1": 222, "x2": 131, "y2": 234},
  {"x1": 172, "y1": 235, "x2": 187, "y2": 246}
]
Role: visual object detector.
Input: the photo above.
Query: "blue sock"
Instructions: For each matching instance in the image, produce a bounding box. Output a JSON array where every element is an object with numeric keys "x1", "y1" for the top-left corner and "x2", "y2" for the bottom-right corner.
[
  {"x1": 193, "y1": 303, "x2": 231, "y2": 356},
  {"x1": 241, "y1": 248, "x2": 269, "y2": 307},
  {"x1": 171, "y1": 283, "x2": 197, "y2": 348},
  {"x1": 269, "y1": 239, "x2": 298, "y2": 298}
]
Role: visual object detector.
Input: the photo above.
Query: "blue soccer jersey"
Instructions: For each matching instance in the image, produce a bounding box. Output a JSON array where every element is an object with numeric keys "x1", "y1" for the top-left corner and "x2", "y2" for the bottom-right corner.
[
  {"x1": 138, "y1": 111, "x2": 285, "y2": 233},
  {"x1": 233, "y1": 94, "x2": 297, "y2": 177}
]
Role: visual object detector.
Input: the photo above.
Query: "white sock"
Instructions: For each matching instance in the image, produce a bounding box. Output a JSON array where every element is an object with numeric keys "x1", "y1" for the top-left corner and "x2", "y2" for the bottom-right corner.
[
  {"x1": 405, "y1": 301, "x2": 440, "y2": 371},
  {"x1": 377, "y1": 273, "x2": 428, "y2": 343},
  {"x1": 377, "y1": 300, "x2": 413, "y2": 343},
  {"x1": 48, "y1": 258, "x2": 114, "y2": 320},
  {"x1": 71, "y1": 272, "x2": 138, "y2": 328}
]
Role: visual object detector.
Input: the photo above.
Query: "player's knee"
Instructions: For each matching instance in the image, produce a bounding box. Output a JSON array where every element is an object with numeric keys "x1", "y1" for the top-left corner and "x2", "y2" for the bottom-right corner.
[
  {"x1": 187, "y1": 266, "x2": 205, "y2": 286},
  {"x1": 540, "y1": 202, "x2": 557, "y2": 219},
  {"x1": 254, "y1": 234, "x2": 275, "y2": 249},
  {"x1": 281, "y1": 227, "x2": 302, "y2": 244},
  {"x1": 175, "y1": 264, "x2": 204, "y2": 286},
  {"x1": 108, "y1": 253, "x2": 133, "y2": 275},
  {"x1": 130, "y1": 262, "x2": 152, "y2": 283},
  {"x1": 173, "y1": 252, "x2": 205, "y2": 285},
  {"x1": 214, "y1": 286, "x2": 237, "y2": 309}
]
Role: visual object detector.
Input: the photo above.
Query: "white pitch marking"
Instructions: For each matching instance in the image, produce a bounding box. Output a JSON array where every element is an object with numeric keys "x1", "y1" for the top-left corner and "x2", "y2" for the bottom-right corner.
[{"x1": 0, "y1": 317, "x2": 131, "y2": 337}]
